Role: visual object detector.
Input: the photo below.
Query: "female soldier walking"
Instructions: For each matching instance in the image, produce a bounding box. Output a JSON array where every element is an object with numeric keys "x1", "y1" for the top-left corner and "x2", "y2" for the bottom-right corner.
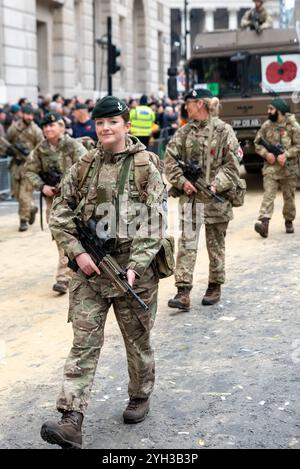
[{"x1": 41, "y1": 97, "x2": 166, "y2": 449}]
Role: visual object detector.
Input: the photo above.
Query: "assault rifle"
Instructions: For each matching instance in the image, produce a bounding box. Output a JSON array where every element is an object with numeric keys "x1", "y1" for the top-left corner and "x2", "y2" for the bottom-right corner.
[
  {"x1": 68, "y1": 218, "x2": 149, "y2": 312},
  {"x1": 39, "y1": 168, "x2": 63, "y2": 230},
  {"x1": 250, "y1": 11, "x2": 262, "y2": 34},
  {"x1": 39, "y1": 169, "x2": 62, "y2": 188},
  {"x1": 173, "y1": 159, "x2": 225, "y2": 203},
  {"x1": 0, "y1": 136, "x2": 30, "y2": 163},
  {"x1": 257, "y1": 137, "x2": 300, "y2": 178}
]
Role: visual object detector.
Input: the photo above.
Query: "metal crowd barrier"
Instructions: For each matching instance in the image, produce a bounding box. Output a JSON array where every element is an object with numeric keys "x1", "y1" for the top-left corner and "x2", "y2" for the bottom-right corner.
[
  {"x1": 149, "y1": 127, "x2": 174, "y2": 160},
  {"x1": 0, "y1": 157, "x2": 11, "y2": 199}
]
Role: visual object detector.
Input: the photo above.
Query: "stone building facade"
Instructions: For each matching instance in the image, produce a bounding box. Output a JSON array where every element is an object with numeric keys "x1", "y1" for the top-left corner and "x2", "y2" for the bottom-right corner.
[{"x1": 0, "y1": 0, "x2": 170, "y2": 103}]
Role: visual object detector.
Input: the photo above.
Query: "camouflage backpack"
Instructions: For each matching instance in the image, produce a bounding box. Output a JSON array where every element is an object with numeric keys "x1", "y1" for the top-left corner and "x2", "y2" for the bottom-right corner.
[{"x1": 77, "y1": 149, "x2": 174, "y2": 279}]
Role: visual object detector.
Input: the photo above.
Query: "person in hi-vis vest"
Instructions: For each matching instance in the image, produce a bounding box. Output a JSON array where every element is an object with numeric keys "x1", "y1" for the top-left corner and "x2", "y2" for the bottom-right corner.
[{"x1": 129, "y1": 95, "x2": 156, "y2": 149}]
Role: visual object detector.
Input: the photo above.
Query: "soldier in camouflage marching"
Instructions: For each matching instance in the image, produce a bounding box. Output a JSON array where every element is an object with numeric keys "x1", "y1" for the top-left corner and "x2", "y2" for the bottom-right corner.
[
  {"x1": 254, "y1": 98, "x2": 300, "y2": 238},
  {"x1": 165, "y1": 88, "x2": 241, "y2": 309},
  {"x1": 241, "y1": 0, "x2": 273, "y2": 32},
  {"x1": 40, "y1": 97, "x2": 166, "y2": 449},
  {"x1": 0, "y1": 106, "x2": 43, "y2": 232},
  {"x1": 25, "y1": 112, "x2": 87, "y2": 294}
]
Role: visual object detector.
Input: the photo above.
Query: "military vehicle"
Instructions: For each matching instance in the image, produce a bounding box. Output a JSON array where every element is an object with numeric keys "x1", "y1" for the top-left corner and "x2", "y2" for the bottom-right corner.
[{"x1": 187, "y1": 28, "x2": 300, "y2": 173}]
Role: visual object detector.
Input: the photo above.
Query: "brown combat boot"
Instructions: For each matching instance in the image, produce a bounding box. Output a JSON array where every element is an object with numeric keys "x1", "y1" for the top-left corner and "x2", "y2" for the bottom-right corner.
[
  {"x1": 29, "y1": 206, "x2": 38, "y2": 225},
  {"x1": 254, "y1": 218, "x2": 269, "y2": 238},
  {"x1": 168, "y1": 287, "x2": 191, "y2": 310},
  {"x1": 285, "y1": 220, "x2": 294, "y2": 234},
  {"x1": 53, "y1": 281, "x2": 69, "y2": 294},
  {"x1": 41, "y1": 410, "x2": 83, "y2": 449},
  {"x1": 123, "y1": 398, "x2": 150, "y2": 424},
  {"x1": 202, "y1": 283, "x2": 221, "y2": 306},
  {"x1": 19, "y1": 220, "x2": 28, "y2": 232}
]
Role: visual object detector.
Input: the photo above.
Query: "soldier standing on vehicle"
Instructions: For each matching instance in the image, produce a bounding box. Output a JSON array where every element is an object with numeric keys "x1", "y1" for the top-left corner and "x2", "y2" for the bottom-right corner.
[
  {"x1": 0, "y1": 106, "x2": 43, "y2": 232},
  {"x1": 254, "y1": 98, "x2": 300, "y2": 238},
  {"x1": 165, "y1": 89, "x2": 241, "y2": 309},
  {"x1": 25, "y1": 112, "x2": 87, "y2": 294},
  {"x1": 241, "y1": 0, "x2": 273, "y2": 32},
  {"x1": 40, "y1": 97, "x2": 167, "y2": 449}
]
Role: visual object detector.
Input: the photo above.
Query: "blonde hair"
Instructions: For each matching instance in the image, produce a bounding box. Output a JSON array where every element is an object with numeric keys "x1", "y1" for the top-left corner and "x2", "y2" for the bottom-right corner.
[{"x1": 203, "y1": 97, "x2": 220, "y2": 117}]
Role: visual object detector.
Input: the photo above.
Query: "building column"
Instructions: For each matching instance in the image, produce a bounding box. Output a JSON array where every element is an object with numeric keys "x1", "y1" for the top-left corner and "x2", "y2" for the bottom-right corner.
[
  {"x1": 229, "y1": 9, "x2": 238, "y2": 30},
  {"x1": 186, "y1": 8, "x2": 191, "y2": 58},
  {"x1": 204, "y1": 8, "x2": 215, "y2": 32}
]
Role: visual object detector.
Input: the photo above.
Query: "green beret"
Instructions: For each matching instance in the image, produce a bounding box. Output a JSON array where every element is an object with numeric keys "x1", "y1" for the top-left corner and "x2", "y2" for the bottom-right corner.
[
  {"x1": 271, "y1": 98, "x2": 290, "y2": 114},
  {"x1": 21, "y1": 105, "x2": 34, "y2": 115},
  {"x1": 184, "y1": 88, "x2": 213, "y2": 101},
  {"x1": 41, "y1": 112, "x2": 63, "y2": 127},
  {"x1": 92, "y1": 96, "x2": 128, "y2": 119}
]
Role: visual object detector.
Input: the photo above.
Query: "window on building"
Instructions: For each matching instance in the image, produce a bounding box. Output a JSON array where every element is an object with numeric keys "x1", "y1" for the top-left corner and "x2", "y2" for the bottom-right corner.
[
  {"x1": 238, "y1": 8, "x2": 249, "y2": 27},
  {"x1": 190, "y1": 9, "x2": 205, "y2": 51},
  {"x1": 171, "y1": 9, "x2": 182, "y2": 65},
  {"x1": 214, "y1": 8, "x2": 229, "y2": 30}
]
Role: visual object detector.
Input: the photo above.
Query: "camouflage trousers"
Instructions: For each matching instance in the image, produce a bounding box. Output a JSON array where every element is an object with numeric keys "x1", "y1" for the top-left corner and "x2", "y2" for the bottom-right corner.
[
  {"x1": 259, "y1": 175, "x2": 297, "y2": 221},
  {"x1": 56, "y1": 271, "x2": 158, "y2": 415},
  {"x1": 10, "y1": 163, "x2": 35, "y2": 222},
  {"x1": 46, "y1": 197, "x2": 72, "y2": 283},
  {"x1": 175, "y1": 205, "x2": 228, "y2": 288}
]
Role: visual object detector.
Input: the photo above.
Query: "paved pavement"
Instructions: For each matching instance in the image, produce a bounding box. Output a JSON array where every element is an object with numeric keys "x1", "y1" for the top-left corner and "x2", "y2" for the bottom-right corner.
[{"x1": 0, "y1": 175, "x2": 299, "y2": 449}]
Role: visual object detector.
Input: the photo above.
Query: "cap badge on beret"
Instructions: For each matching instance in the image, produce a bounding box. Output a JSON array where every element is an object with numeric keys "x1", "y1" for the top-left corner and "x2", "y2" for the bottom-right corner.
[
  {"x1": 192, "y1": 90, "x2": 197, "y2": 97},
  {"x1": 117, "y1": 102, "x2": 123, "y2": 111}
]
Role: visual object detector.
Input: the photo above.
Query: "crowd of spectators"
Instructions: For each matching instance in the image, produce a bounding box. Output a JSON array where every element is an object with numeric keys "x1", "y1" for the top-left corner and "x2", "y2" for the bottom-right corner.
[{"x1": 0, "y1": 92, "x2": 188, "y2": 149}]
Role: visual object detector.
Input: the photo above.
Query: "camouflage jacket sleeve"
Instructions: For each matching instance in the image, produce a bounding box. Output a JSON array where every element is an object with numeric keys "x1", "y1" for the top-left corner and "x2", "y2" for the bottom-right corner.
[
  {"x1": 71, "y1": 139, "x2": 87, "y2": 164},
  {"x1": 5, "y1": 124, "x2": 18, "y2": 145},
  {"x1": 213, "y1": 125, "x2": 241, "y2": 193},
  {"x1": 164, "y1": 126, "x2": 189, "y2": 189},
  {"x1": 127, "y1": 160, "x2": 165, "y2": 278},
  {"x1": 254, "y1": 122, "x2": 269, "y2": 158},
  {"x1": 49, "y1": 163, "x2": 87, "y2": 261},
  {"x1": 261, "y1": 9, "x2": 273, "y2": 29},
  {"x1": 240, "y1": 10, "x2": 251, "y2": 28},
  {"x1": 284, "y1": 123, "x2": 300, "y2": 159},
  {"x1": 24, "y1": 145, "x2": 45, "y2": 190}
]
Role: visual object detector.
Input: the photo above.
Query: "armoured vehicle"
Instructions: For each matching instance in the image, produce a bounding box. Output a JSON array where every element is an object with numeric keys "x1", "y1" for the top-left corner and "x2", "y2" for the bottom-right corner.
[{"x1": 187, "y1": 28, "x2": 300, "y2": 173}]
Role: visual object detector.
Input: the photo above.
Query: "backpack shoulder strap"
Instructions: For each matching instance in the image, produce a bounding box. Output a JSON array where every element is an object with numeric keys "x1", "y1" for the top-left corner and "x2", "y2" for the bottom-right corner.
[{"x1": 133, "y1": 150, "x2": 163, "y2": 194}]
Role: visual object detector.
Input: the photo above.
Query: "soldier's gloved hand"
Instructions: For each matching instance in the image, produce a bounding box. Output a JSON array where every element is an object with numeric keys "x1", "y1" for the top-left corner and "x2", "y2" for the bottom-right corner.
[
  {"x1": 265, "y1": 153, "x2": 276, "y2": 165},
  {"x1": 183, "y1": 181, "x2": 197, "y2": 196},
  {"x1": 6, "y1": 145, "x2": 16, "y2": 157},
  {"x1": 127, "y1": 269, "x2": 136, "y2": 287},
  {"x1": 277, "y1": 153, "x2": 287, "y2": 167},
  {"x1": 75, "y1": 253, "x2": 100, "y2": 276},
  {"x1": 42, "y1": 185, "x2": 58, "y2": 197}
]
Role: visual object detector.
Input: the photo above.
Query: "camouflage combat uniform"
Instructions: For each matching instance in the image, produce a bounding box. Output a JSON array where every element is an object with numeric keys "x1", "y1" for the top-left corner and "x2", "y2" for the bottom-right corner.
[
  {"x1": 3, "y1": 120, "x2": 43, "y2": 222},
  {"x1": 165, "y1": 118, "x2": 240, "y2": 288},
  {"x1": 254, "y1": 114, "x2": 300, "y2": 222},
  {"x1": 25, "y1": 134, "x2": 87, "y2": 283},
  {"x1": 49, "y1": 136, "x2": 164, "y2": 415},
  {"x1": 241, "y1": 5, "x2": 273, "y2": 30}
]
